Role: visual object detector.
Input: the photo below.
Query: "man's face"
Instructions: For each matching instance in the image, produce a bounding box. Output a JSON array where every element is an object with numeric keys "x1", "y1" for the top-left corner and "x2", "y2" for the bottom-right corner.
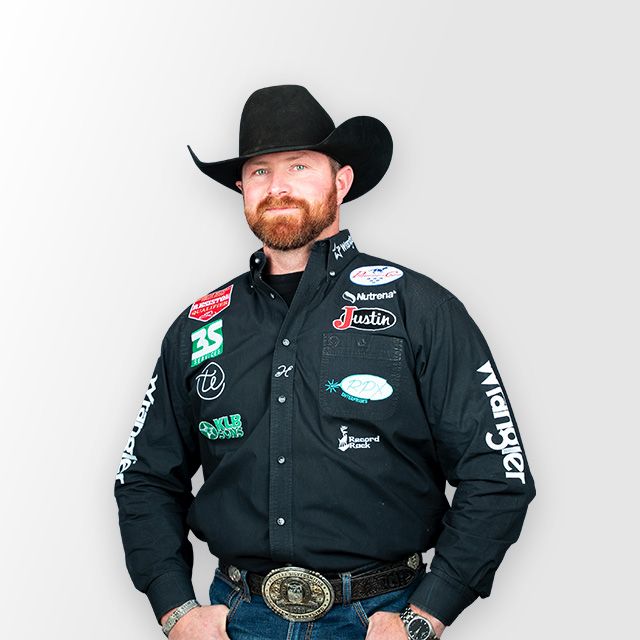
[{"x1": 237, "y1": 150, "x2": 340, "y2": 251}]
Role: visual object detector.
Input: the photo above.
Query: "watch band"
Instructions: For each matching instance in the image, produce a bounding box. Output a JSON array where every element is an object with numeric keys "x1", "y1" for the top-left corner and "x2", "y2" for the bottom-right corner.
[
  {"x1": 400, "y1": 606, "x2": 440, "y2": 640},
  {"x1": 162, "y1": 599, "x2": 200, "y2": 637}
]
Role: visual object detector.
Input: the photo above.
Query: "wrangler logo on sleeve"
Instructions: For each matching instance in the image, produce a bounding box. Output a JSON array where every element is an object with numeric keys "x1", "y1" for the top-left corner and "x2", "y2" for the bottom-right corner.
[
  {"x1": 115, "y1": 374, "x2": 158, "y2": 485},
  {"x1": 478, "y1": 361, "x2": 526, "y2": 484}
]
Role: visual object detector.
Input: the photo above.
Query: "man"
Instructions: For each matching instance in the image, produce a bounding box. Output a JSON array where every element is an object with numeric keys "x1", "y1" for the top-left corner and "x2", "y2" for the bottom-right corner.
[{"x1": 115, "y1": 85, "x2": 535, "y2": 640}]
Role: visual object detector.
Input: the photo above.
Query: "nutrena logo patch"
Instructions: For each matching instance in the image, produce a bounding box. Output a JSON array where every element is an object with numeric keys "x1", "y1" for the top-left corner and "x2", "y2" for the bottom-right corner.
[{"x1": 189, "y1": 285, "x2": 233, "y2": 322}]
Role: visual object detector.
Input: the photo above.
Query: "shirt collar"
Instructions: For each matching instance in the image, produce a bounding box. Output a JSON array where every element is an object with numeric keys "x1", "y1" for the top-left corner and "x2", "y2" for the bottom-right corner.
[{"x1": 249, "y1": 229, "x2": 359, "y2": 287}]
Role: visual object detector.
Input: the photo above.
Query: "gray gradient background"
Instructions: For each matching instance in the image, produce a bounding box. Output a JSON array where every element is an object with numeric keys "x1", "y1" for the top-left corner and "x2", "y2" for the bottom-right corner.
[{"x1": 1, "y1": 2, "x2": 637, "y2": 638}]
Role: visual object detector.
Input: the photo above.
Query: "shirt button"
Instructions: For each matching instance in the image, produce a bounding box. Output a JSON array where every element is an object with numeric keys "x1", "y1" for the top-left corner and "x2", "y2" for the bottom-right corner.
[
  {"x1": 277, "y1": 518, "x2": 286, "y2": 526},
  {"x1": 278, "y1": 456, "x2": 286, "y2": 464},
  {"x1": 329, "y1": 270, "x2": 336, "y2": 277},
  {"x1": 278, "y1": 395, "x2": 286, "y2": 403},
  {"x1": 269, "y1": 292, "x2": 276, "y2": 299},
  {"x1": 282, "y1": 338, "x2": 290, "y2": 346}
]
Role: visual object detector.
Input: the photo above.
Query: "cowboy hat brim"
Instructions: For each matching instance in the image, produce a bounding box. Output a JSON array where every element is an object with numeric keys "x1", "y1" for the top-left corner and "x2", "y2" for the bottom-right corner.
[{"x1": 188, "y1": 115, "x2": 392, "y2": 203}]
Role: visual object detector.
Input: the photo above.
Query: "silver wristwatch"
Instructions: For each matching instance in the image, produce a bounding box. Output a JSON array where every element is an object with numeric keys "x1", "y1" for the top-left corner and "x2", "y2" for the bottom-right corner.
[
  {"x1": 162, "y1": 599, "x2": 200, "y2": 637},
  {"x1": 400, "y1": 606, "x2": 439, "y2": 640}
]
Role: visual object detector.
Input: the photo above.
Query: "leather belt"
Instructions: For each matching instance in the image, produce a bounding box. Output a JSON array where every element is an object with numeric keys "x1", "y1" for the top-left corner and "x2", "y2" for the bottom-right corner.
[{"x1": 219, "y1": 553, "x2": 422, "y2": 621}]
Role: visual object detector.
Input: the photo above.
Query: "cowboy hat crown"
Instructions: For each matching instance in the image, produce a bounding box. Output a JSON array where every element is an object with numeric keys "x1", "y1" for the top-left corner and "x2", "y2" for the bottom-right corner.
[{"x1": 188, "y1": 85, "x2": 392, "y2": 203}]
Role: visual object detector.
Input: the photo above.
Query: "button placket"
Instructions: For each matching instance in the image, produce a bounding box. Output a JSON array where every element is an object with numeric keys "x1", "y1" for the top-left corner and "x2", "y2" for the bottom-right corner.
[
  {"x1": 268, "y1": 326, "x2": 298, "y2": 562},
  {"x1": 267, "y1": 248, "x2": 327, "y2": 564}
]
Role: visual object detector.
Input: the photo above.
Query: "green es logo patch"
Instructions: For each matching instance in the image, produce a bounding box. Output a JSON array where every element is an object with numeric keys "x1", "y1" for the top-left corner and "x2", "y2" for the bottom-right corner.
[
  {"x1": 191, "y1": 319, "x2": 223, "y2": 367},
  {"x1": 199, "y1": 415, "x2": 244, "y2": 440}
]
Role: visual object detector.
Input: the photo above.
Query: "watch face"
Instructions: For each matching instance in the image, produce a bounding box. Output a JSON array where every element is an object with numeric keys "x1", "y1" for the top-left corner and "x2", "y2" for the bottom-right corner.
[{"x1": 407, "y1": 617, "x2": 434, "y2": 640}]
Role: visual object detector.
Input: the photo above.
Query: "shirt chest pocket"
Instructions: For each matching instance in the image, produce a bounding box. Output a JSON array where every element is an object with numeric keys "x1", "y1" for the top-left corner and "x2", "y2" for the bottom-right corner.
[{"x1": 319, "y1": 333, "x2": 403, "y2": 420}]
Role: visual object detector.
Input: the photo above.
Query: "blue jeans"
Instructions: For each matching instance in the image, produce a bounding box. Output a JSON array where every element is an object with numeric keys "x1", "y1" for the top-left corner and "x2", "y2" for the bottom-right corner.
[{"x1": 209, "y1": 565, "x2": 424, "y2": 640}]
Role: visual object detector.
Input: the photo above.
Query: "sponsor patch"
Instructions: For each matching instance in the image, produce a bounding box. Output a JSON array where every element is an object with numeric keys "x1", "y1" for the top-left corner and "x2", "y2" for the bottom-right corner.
[
  {"x1": 349, "y1": 266, "x2": 403, "y2": 287},
  {"x1": 332, "y1": 306, "x2": 397, "y2": 331},
  {"x1": 189, "y1": 285, "x2": 233, "y2": 322},
  {"x1": 338, "y1": 425, "x2": 381, "y2": 451},
  {"x1": 478, "y1": 360, "x2": 526, "y2": 485},
  {"x1": 115, "y1": 375, "x2": 158, "y2": 485},
  {"x1": 332, "y1": 234, "x2": 355, "y2": 260},
  {"x1": 342, "y1": 290, "x2": 397, "y2": 303},
  {"x1": 199, "y1": 415, "x2": 244, "y2": 440},
  {"x1": 325, "y1": 374, "x2": 393, "y2": 404},
  {"x1": 191, "y1": 319, "x2": 223, "y2": 367},
  {"x1": 196, "y1": 361, "x2": 226, "y2": 400}
]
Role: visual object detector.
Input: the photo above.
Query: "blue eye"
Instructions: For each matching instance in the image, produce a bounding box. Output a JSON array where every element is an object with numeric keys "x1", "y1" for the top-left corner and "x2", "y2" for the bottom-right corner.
[
  {"x1": 255, "y1": 169, "x2": 268, "y2": 176},
  {"x1": 292, "y1": 164, "x2": 306, "y2": 171}
]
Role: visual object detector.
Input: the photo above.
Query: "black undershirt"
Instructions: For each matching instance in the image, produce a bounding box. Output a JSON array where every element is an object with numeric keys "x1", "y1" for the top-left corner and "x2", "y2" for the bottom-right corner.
[{"x1": 262, "y1": 271, "x2": 304, "y2": 306}]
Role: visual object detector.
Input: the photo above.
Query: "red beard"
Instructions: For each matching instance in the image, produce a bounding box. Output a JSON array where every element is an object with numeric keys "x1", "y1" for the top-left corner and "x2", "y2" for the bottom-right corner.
[{"x1": 245, "y1": 187, "x2": 338, "y2": 251}]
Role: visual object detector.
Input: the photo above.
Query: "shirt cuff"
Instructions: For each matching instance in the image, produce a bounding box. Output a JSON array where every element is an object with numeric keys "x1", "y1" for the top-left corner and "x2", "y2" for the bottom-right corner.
[
  {"x1": 408, "y1": 569, "x2": 477, "y2": 626},
  {"x1": 146, "y1": 571, "x2": 197, "y2": 622}
]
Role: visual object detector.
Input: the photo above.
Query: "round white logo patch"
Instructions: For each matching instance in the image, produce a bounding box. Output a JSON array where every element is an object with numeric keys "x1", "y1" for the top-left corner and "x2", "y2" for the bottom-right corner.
[
  {"x1": 349, "y1": 265, "x2": 404, "y2": 287},
  {"x1": 339, "y1": 374, "x2": 394, "y2": 401}
]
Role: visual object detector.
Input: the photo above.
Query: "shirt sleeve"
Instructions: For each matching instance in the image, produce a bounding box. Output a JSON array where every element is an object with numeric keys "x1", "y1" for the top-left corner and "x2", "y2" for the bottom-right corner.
[
  {"x1": 114, "y1": 320, "x2": 200, "y2": 621},
  {"x1": 408, "y1": 297, "x2": 535, "y2": 625}
]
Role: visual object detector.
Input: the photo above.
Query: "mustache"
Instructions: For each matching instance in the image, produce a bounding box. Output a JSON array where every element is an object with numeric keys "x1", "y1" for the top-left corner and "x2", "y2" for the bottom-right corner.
[{"x1": 256, "y1": 195, "x2": 309, "y2": 216}]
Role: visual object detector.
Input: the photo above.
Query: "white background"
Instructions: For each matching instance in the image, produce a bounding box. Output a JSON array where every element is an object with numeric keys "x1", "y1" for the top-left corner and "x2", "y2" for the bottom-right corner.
[{"x1": 1, "y1": 1, "x2": 637, "y2": 638}]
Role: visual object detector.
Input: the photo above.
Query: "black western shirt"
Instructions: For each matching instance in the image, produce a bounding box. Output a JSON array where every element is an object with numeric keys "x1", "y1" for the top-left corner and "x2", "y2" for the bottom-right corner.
[{"x1": 115, "y1": 229, "x2": 535, "y2": 625}]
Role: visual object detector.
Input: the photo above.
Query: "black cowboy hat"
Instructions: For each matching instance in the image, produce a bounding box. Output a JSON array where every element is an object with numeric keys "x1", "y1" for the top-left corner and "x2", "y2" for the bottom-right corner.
[{"x1": 188, "y1": 85, "x2": 392, "y2": 203}]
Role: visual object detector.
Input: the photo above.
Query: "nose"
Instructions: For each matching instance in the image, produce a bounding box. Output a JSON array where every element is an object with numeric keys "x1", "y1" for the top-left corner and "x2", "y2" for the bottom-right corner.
[{"x1": 267, "y1": 169, "x2": 291, "y2": 196}]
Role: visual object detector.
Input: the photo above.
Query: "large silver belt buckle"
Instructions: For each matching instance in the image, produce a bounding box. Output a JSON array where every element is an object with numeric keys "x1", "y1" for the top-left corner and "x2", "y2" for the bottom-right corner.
[{"x1": 261, "y1": 566, "x2": 335, "y2": 622}]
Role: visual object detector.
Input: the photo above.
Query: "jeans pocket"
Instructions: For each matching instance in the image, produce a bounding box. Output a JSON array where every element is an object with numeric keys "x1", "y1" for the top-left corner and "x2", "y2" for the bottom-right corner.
[
  {"x1": 352, "y1": 601, "x2": 370, "y2": 629},
  {"x1": 357, "y1": 581, "x2": 419, "y2": 622},
  {"x1": 225, "y1": 587, "x2": 244, "y2": 623},
  {"x1": 209, "y1": 570, "x2": 244, "y2": 621}
]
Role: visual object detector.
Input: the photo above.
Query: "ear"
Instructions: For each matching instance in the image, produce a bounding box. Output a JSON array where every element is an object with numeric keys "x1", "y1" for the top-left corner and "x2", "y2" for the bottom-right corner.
[
  {"x1": 235, "y1": 180, "x2": 243, "y2": 193},
  {"x1": 335, "y1": 165, "x2": 354, "y2": 205}
]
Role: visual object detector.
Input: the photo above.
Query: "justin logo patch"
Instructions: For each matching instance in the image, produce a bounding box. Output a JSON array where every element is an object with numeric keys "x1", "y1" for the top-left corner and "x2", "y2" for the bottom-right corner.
[{"x1": 332, "y1": 306, "x2": 397, "y2": 331}]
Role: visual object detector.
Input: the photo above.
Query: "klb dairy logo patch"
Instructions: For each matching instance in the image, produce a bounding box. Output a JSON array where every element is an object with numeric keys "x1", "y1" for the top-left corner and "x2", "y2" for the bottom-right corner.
[
  {"x1": 199, "y1": 414, "x2": 243, "y2": 440},
  {"x1": 189, "y1": 285, "x2": 233, "y2": 322},
  {"x1": 349, "y1": 266, "x2": 403, "y2": 287}
]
